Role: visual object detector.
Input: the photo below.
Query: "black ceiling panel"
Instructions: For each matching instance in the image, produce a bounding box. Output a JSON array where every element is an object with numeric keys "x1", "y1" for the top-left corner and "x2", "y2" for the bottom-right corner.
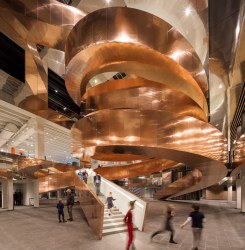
[{"x1": 0, "y1": 32, "x2": 25, "y2": 83}]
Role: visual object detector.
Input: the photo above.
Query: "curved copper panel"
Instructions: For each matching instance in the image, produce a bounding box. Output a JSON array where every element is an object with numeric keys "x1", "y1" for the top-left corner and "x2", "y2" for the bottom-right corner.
[
  {"x1": 72, "y1": 110, "x2": 227, "y2": 162},
  {"x1": 154, "y1": 169, "x2": 202, "y2": 199},
  {"x1": 85, "y1": 78, "x2": 207, "y2": 122},
  {"x1": 92, "y1": 153, "x2": 150, "y2": 162},
  {"x1": 66, "y1": 43, "x2": 208, "y2": 113},
  {"x1": 94, "y1": 158, "x2": 177, "y2": 180},
  {"x1": 89, "y1": 145, "x2": 227, "y2": 198},
  {"x1": 65, "y1": 7, "x2": 207, "y2": 93}
]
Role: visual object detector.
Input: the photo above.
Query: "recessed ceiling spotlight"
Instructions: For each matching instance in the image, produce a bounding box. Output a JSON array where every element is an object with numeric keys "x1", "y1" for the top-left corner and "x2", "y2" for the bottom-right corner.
[
  {"x1": 219, "y1": 84, "x2": 223, "y2": 89},
  {"x1": 55, "y1": 89, "x2": 58, "y2": 93},
  {"x1": 63, "y1": 107, "x2": 67, "y2": 111}
]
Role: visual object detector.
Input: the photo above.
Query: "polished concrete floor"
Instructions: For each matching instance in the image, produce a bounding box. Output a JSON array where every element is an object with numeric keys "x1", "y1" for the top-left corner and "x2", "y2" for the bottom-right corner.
[{"x1": 0, "y1": 200, "x2": 244, "y2": 250}]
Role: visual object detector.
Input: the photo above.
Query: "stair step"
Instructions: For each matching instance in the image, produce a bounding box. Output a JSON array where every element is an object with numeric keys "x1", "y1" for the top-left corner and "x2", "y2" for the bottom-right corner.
[
  {"x1": 102, "y1": 225, "x2": 137, "y2": 236},
  {"x1": 103, "y1": 218, "x2": 125, "y2": 224},
  {"x1": 103, "y1": 221, "x2": 126, "y2": 229},
  {"x1": 104, "y1": 211, "x2": 121, "y2": 215},
  {"x1": 104, "y1": 208, "x2": 119, "y2": 212},
  {"x1": 104, "y1": 214, "x2": 124, "y2": 220}
]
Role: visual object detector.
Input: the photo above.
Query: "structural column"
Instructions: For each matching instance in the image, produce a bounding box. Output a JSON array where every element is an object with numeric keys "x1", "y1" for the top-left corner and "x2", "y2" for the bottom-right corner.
[
  {"x1": 227, "y1": 181, "x2": 233, "y2": 202},
  {"x1": 236, "y1": 179, "x2": 241, "y2": 209},
  {"x1": 241, "y1": 177, "x2": 245, "y2": 213},
  {"x1": 2, "y1": 179, "x2": 13, "y2": 210},
  {"x1": 34, "y1": 118, "x2": 45, "y2": 159},
  {"x1": 33, "y1": 180, "x2": 39, "y2": 208}
]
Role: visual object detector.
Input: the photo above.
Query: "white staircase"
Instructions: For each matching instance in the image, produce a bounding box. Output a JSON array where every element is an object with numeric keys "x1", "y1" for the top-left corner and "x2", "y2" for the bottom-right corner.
[{"x1": 103, "y1": 207, "x2": 137, "y2": 236}]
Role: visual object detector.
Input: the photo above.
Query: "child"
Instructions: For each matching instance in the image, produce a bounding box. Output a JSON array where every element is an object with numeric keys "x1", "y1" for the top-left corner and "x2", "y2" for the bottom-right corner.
[
  {"x1": 56, "y1": 200, "x2": 66, "y2": 223},
  {"x1": 105, "y1": 192, "x2": 116, "y2": 216}
]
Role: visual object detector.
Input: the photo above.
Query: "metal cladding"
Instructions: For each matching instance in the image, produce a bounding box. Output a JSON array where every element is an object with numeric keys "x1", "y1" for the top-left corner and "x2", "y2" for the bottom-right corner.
[
  {"x1": 0, "y1": 3, "x2": 232, "y2": 199},
  {"x1": 69, "y1": 7, "x2": 228, "y2": 198}
]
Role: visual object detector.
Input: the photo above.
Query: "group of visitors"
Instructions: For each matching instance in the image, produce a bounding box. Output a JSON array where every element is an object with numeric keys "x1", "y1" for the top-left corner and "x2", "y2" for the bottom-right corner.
[
  {"x1": 56, "y1": 189, "x2": 75, "y2": 223},
  {"x1": 56, "y1": 170, "x2": 205, "y2": 250},
  {"x1": 150, "y1": 203, "x2": 205, "y2": 250},
  {"x1": 124, "y1": 201, "x2": 205, "y2": 250}
]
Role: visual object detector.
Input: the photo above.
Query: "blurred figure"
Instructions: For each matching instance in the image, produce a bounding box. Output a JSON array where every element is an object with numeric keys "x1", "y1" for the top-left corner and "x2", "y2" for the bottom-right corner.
[
  {"x1": 180, "y1": 204, "x2": 205, "y2": 250},
  {"x1": 93, "y1": 173, "x2": 101, "y2": 196},
  {"x1": 78, "y1": 170, "x2": 84, "y2": 180},
  {"x1": 105, "y1": 192, "x2": 116, "y2": 216},
  {"x1": 66, "y1": 189, "x2": 75, "y2": 221},
  {"x1": 56, "y1": 200, "x2": 66, "y2": 223},
  {"x1": 124, "y1": 200, "x2": 136, "y2": 250},
  {"x1": 83, "y1": 170, "x2": 88, "y2": 184},
  {"x1": 151, "y1": 204, "x2": 177, "y2": 244}
]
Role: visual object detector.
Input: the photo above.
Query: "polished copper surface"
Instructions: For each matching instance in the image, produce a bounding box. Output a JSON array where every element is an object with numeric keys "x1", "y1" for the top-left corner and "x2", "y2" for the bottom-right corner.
[
  {"x1": 65, "y1": 7, "x2": 208, "y2": 102},
  {"x1": 154, "y1": 169, "x2": 202, "y2": 199},
  {"x1": 94, "y1": 159, "x2": 177, "y2": 180},
  {"x1": 92, "y1": 153, "x2": 150, "y2": 162},
  {"x1": 72, "y1": 110, "x2": 227, "y2": 162},
  {"x1": 68, "y1": 7, "x2": 226, "y2": 198},
  {"x1": 66, "y1": 43, "x2": 208, "y2": 113},
  {"x1": 84, "y1": 78, "x2": 207, "y2": 122}
]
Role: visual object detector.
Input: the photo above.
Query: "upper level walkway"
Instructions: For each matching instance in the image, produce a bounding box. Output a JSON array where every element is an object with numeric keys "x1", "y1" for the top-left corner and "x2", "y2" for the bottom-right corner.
[{"x1": 0, "y1": 199, "x2": 244, "y2": 250}]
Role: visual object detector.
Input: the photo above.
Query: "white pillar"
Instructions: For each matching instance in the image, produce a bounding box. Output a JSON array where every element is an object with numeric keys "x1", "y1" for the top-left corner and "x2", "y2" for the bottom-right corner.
[
  {"x1": 2, "y1": 180, "x2": 13, "y2": 210},
  {"x1": 34, "y1": 118, "x2": 45, "y2": 159},
  {"x1": 227, "y1": 182, "x2": 233, "y2": 202},
  {"x1": 236, "y1": 179, "x2": 241, "y2": 209},
  {"x1": 57, "y1": 190, "x2": 61, "y2": 199},
  {"x1": 2, "y1": 180, "x2": 8, "y2": 208},
  {"x1": 241, "y1": 178, "x2": 245, "y2": 213},
  {"x1": 7, "y1": 180, "x2": 13, "y2": 210},
  {"x1": 33, "y1": 180, "x2": 39, "y2": 208}
]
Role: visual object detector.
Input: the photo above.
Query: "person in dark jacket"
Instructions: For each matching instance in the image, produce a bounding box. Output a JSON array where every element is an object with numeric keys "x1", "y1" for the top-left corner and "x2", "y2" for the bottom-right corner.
[
  {"x1": 105, "y1": 192, "x2": 116, "y2": 216},
  {"x1": 180, "y1": 204, "x2": 205, "y2": 250},
  {"x1": 151, "y1": 204, "x2": 177, "y2": 244},
  {"x1": 66, "y1": 189, "x2": 75, "y2": 221},
  {"x1": 56, "y1": 200, "x2": 66, "y2": 223},
  {"x1": 93, "y1": 174, "x2": 101, "y2": 196}
]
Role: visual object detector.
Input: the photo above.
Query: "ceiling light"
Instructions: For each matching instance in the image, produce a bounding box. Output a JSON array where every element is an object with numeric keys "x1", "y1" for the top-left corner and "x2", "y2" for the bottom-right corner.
[
  {"x1": 219, "y1": 84, "x2": 223, "y2": 89},
  {"x1": 184, "y1": 7, "x2": 191, "y2": 16},
  {"x1": 63, "y1": 107, "x2": 67, "y2": 111},
  {"x1": 55, "y1": 89, "x2": 58, "y2": 93},
  {"x1": 106, "y1": 0, "x2": 110, "y2": 3}
]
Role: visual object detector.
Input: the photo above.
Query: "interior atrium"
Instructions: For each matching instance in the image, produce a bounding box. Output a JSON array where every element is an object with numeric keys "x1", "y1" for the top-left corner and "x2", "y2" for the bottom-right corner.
[{"x1": 0, "y1": 0, "x2": 245, "y2": 249}]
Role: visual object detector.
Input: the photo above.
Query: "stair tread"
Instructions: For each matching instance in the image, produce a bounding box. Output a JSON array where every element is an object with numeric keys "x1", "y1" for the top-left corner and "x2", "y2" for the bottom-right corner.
[
  {"x1": 103, "y1": 225, "x2": 137, "y2": 235},
  {"x1": 103, "y1": 218, "x2": 124, "y2": 224}
]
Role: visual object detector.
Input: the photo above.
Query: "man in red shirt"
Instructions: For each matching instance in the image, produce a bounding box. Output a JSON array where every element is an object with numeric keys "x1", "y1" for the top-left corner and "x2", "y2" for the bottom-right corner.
[{"x1": 124, "y1": 200, "x2": 136, "y2": 250}]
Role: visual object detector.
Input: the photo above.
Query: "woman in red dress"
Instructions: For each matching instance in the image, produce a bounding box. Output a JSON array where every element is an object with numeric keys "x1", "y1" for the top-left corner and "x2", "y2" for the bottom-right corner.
[{"x1": 124, "y1": 200, "x2": 136, "y2": 250}]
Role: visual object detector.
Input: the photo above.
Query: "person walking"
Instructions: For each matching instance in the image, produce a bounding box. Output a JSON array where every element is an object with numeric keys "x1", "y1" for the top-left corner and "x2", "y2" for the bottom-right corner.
[
  {"x1": 124, "y1": 200, "x2": 136, "y2": 250},
  {"x1": 151, "y1": 204, "x2": 177, "y2": 244},
  {"x1": 56, "y1": 200, "x2": 66, "y2": 223},
  {"x1": 180, "y1": 204, "x2": 205, "y2": 250},
  {"x1": 93, "y1": 173, "x2": 101, "y2": 196},
  {"x1": 105, "y1": 192, "x2": 116, "y2": 216},
  {"x1": 66, "y1": 189, "x2": 75, "y2": 221}
]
